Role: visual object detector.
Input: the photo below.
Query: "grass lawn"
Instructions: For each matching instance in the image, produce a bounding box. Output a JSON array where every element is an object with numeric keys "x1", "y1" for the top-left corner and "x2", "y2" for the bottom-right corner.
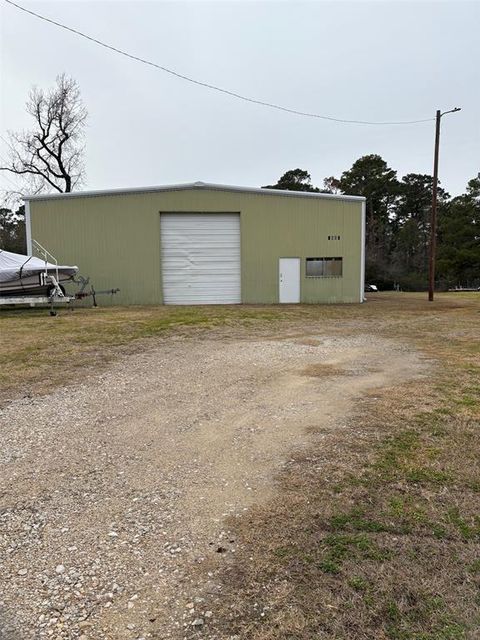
[{"x1": 1, "y1": 292, "x2": 480, "y2": 638}]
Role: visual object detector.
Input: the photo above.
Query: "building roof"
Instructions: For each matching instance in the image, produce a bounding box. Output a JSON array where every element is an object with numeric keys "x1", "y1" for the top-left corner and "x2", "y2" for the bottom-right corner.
[{"x1": 24, "y1": 181, "x2": 365, "y2": 203}]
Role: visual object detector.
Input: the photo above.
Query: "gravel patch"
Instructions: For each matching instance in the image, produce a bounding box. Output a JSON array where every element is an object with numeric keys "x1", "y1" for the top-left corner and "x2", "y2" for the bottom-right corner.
[{"x1": 0, "y1": 330, "x2": 426, "y2": 639}]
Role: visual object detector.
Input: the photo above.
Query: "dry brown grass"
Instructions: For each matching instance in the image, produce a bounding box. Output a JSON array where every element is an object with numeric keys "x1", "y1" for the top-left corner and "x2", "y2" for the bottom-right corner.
[{"x1": 178, "y1": 293, "x2": 479, "y2": 640}]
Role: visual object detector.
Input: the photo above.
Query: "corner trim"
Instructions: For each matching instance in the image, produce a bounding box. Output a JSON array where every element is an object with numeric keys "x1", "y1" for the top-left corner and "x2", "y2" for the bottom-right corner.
[
  {"x1": 360, "y1": 200, "x2": 366, "y2": 302},
  {"x1": 25, "y1": 200, "x2": 32, "y2": 255}
]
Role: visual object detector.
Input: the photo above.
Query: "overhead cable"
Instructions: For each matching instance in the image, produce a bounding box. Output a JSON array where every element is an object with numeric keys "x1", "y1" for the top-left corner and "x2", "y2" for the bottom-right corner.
[{"x1": 3, "y1": 0, "x2": 434, "y2": 126}]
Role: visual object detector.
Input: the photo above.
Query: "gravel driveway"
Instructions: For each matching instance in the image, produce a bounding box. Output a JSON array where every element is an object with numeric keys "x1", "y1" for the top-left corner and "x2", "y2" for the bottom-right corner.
[{"x1": 0, "y1": 327, "x2": 425, "y2": 639}]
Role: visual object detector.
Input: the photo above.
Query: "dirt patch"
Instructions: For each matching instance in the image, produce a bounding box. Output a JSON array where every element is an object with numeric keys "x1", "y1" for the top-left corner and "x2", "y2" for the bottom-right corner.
[
  {"x1": 294, "y1": 337, "x2": 323, "y2": 347},
  {"x1": 0, "y1": 329, "x2": 426, "y2": 640},
  {"x1": 301, "y1": 362, "x2": 353, "y2": 377}
]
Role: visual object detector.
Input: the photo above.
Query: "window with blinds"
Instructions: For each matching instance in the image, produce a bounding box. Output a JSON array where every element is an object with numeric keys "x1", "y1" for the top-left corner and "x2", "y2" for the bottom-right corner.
[{"x1": 306, "y1": 257, "x2": 343, "y2": 277}]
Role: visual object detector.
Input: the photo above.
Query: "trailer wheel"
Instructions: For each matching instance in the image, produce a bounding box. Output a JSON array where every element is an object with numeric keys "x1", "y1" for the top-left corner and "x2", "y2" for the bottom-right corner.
[{"x1": 50, "y1": 310, "x2": 57, "y2": 317}]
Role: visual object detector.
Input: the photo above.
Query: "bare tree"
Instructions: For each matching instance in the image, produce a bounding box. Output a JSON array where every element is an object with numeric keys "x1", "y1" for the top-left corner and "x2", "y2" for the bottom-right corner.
[{"x1": 0, "y1": 74, "x2": 87, "y2": 194}]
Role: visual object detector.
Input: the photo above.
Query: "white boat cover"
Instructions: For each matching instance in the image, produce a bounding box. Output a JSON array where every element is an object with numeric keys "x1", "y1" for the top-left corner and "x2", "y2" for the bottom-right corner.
[{"x1": 0, "y1": 249, "x2": 78, "y2": 283}]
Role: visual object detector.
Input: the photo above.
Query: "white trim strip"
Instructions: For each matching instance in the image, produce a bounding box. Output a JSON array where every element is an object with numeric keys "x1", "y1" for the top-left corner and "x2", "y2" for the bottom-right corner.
[
  {"x1": 24, "y1": 181, "x2": 366, "y2": 203},
  {"x1": 25, "y1": 200, "x2": 33, "y2": 256},
  {"x1": 360, "y1": 200, "x2": 366, "y2": 302}
]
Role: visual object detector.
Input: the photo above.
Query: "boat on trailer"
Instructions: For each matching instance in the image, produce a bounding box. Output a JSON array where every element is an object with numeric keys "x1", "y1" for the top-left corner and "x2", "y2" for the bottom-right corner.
[
  {"x1": 0, "y1": 241, "x2": 79, "y2": 315},
  {"x1": 0, "y1": 246, "x2": 78, "y2": 297},
  {"x1": 0, "y1": 241, "x2": 119, "y2": 315}
]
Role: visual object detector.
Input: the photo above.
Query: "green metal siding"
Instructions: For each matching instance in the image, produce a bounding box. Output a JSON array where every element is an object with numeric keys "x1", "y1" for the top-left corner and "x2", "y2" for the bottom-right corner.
[{"x1": 28, "y1": 188, "x2": 364, "y2": 305}]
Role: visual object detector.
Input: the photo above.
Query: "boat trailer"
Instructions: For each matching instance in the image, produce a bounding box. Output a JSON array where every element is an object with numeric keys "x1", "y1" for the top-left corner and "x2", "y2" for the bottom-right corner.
[
  {"x1": 70, "y1": 275, "x2": 120, "y2": 308},
  {"x1": 0, "y1": 274, "x2": 119, "y2": 316}
]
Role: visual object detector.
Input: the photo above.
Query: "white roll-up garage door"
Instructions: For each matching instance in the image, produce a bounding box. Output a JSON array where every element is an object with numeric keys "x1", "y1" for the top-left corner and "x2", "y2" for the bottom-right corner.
[{"x1": 161, "y1": 213, "x2": 241, "y2": 304}]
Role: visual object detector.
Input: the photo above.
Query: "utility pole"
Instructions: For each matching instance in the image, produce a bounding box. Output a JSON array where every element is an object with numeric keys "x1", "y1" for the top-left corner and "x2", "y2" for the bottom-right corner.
[
  {"x1": 428, "y1": 107, "x2": 461, "y2": 301},
  {"x1": 428, "y1": 110, "x2": 441, "y2": 302}
]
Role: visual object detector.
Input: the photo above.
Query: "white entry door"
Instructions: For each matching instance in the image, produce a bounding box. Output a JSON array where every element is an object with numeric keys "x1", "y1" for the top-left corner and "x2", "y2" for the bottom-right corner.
[{"x1": 279, "y1": 258, "x2": 300, "y2": 303}]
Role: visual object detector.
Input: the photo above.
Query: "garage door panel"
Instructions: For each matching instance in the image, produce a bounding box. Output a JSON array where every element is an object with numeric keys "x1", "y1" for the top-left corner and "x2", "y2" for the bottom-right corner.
[{"x1": 161, "y1": 214, "x2": 241, "y2": 304}]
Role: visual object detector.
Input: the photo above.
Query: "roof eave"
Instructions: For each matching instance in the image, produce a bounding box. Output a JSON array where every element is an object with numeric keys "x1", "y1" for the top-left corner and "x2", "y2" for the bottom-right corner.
[{"x1": 24, "y1": 181, "x2": 366, "y2": 203}]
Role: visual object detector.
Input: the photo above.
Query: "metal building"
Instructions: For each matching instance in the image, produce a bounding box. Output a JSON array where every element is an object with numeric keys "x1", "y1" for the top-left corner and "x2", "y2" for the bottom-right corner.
[{"x1": 25, "y1": 182, "x2": 366, "y2": 305}]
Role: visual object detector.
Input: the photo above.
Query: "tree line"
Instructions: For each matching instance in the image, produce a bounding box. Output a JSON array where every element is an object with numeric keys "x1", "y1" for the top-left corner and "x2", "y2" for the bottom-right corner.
[
  {"x1": 264, "y1": 162, "x2": 480, "y2": 290},
  {"x1": 0, "y1": 205, "x2": 26, "y2": 254},
  {"x1": 1, "y1": 76, "x2": 478, "y2": 290}
]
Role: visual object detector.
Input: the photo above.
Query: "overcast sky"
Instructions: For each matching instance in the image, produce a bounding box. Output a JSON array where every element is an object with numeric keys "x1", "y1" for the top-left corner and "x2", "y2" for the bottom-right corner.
[{"x1": 1, "y1": 0, "x2": 479, "y2": 198}]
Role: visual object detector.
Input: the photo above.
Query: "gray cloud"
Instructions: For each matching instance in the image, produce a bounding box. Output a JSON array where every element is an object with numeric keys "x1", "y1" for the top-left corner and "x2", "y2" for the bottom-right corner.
[{"x1": 1, "y1": 0, "x2": 479, "y2": 197}]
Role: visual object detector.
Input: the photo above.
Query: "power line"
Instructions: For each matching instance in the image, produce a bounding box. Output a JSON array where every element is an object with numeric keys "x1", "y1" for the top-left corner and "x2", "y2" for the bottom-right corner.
[
  {"x1": 0, "y1": 134, "x2": 15, "y2": 153},
  {"x1": 0, "y1": 138, "x2": 25, "y2": 191},
  {"x1": 0, "y1": 165, "x2": 22, "y2": 191},
  {"x1": 0, "y1": 165, "x2": 22, "y2": 190},
  {"x1": 0, "y1": 171, "x2": 20, "y2": 189},
  {"x1": 4, "y1": 0, "x2": 434, "y2": 126}
]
